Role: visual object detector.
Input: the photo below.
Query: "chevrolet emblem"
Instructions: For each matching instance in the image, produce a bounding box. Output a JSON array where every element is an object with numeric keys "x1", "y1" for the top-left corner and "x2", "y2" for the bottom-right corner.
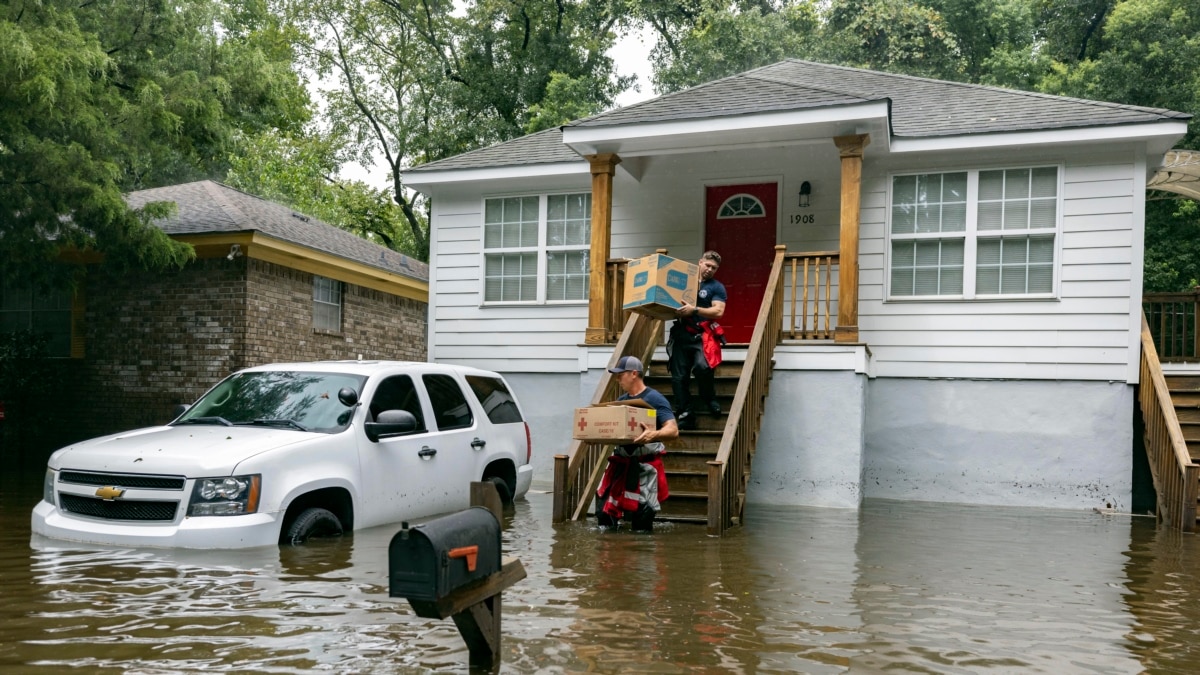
[{"x1": 95, "y1": 486, "x2": 125, "y2": 500}]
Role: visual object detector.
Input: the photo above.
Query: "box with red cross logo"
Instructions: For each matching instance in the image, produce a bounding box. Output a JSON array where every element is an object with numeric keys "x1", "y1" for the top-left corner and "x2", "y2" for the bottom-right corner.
[{"x1": 572, "y1": 400, "x2": 656, "y2": 442}]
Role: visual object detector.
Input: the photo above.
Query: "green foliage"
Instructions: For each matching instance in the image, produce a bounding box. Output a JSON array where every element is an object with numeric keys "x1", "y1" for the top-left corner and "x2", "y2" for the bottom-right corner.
[
  {"x1": 527, "y1": 72, "x2": 619, "y2": 133},
  {"x1": 224, "y1": 130, "x2": 424, "y2": 259},
  {"x1": 644, "y1": 0, "x2": 821, "y2": 94},
  {"x1": 0, "y1": 0, "x2": 311, "y2": 289},
  {"x1": 821, "y1": 0, "x2": 965, "y2": 80}
]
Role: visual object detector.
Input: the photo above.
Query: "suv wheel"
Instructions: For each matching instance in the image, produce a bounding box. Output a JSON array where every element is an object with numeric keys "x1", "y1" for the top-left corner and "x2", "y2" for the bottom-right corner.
[
  {"x1": 283, "y1": 507, "x2": 343, "y2": 545},
  {"x1": 486, "y1": 476, "x2": 513, "y2": 505}
]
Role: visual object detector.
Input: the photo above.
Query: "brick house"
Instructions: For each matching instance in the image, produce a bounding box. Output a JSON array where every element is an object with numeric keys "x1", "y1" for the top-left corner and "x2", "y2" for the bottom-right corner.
[{"x1": 8, "y1": 180, "x2": 429, "y2": 442}]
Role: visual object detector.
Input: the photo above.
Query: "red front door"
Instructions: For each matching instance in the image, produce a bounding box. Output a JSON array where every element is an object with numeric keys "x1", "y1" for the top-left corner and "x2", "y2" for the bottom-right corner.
[{"x1": 705, "y1": 183, "x2": 778, "y2": 343}]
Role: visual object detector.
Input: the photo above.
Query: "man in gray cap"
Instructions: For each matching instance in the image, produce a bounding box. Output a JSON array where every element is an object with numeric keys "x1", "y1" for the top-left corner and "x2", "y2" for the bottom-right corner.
[{"x1": 595, "y1": 355, "x2": 679, "y2": 531}]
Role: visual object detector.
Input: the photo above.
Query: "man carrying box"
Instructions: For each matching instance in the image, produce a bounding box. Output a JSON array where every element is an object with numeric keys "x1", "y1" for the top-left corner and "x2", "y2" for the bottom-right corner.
[
  {"x1": 596, "y1": 355, "x2": 679, "y2": 531},
  {"x1": 668, "y1": 250, "x2": 727, "y2": 430}
]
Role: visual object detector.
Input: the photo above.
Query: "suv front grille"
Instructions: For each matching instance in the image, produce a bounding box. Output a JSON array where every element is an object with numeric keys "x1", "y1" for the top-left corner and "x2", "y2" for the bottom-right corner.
[
  {"x1": 59, "y1": 471, "x2": 185, "y2": 490},
  {"x1": 59, "y1": 494, "x2": 179, "y2": 522}
]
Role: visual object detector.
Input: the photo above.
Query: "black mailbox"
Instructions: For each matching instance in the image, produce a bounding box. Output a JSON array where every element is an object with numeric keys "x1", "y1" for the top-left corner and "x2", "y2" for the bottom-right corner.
[{"x1": 388, "y1": 507, "x2": 501, "y2": 603}]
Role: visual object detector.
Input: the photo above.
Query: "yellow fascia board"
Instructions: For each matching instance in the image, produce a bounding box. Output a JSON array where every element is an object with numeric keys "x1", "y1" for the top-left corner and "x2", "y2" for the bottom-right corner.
[{"x1": 174, "y1": 233, "x2": 428, "y2": 303}]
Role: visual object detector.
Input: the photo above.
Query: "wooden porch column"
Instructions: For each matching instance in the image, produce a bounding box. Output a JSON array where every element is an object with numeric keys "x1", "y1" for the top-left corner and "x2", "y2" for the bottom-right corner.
[
  {"x1": 833, "y1": 134, "x2": 869, "y2": 343},
  {"x1": 585, "y1": 153, "x2": 621, "y2": 344}
]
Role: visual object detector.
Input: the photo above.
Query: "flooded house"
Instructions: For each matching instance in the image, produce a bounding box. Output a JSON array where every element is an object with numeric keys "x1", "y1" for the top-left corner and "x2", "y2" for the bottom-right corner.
[{"x1": 402, "y1": 60, "x2": 1194, "y2": 532}]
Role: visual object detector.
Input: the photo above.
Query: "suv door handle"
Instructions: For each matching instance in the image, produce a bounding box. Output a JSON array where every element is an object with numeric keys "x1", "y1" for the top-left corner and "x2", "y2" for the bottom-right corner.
[
  {"x1": 470, "y1": 437, "x2": 486, "y2": 450},
  {"x1": 418, "y1": 446, "x2": 437, "y2": 458}
]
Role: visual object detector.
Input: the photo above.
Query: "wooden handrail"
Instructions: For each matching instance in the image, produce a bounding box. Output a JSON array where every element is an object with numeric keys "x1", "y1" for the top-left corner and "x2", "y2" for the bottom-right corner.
[
  {"x1": 1143, "y1": 290, "x2": 1200, "y2": 362},
  {"x1": 553, "y1": 299, "x2": 664, "y2": 523},
  {"x1": 707, "y1": 245, "x2": 787, "y2": 535},
  {"x1": 1138, "y1": 312, "x2": 1199, "y2": 532},
  {"x1": 783, "y1": 251, "x2": 839, "y2": 340}
]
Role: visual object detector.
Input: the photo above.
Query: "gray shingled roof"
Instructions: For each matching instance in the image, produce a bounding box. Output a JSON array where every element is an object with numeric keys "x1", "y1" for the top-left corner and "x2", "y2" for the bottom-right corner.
[
  {"x1": 405, "y1": 59, "x2": 1190, "y2": 174},
  {"x1": 125, "y1": 181, "x2": 428, "y2": 281},
  {"x1": 406, "y1": 127, "x2": 581, "y2": 173}
]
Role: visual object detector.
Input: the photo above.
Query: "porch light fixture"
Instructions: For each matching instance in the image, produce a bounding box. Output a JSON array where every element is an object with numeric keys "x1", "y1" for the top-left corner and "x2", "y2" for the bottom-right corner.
[
  {"x1": 798, "y1": 181, "x2": 812, "y2": 208},
  {"x1": 226, "y1": 244, "x2": 243, "y2": 261}
]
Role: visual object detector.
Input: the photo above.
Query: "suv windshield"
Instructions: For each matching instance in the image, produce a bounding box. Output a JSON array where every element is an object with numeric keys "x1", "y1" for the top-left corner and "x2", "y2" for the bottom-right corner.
[{"x1": 174, "y1": 371, "x2": 368, "y2": 434}]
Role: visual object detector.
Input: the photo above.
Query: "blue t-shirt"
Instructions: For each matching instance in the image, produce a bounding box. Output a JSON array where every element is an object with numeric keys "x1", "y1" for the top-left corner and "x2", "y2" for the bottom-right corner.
[
  {"x1": 697, "y1": 277, "x2": 727, "y2": 310},
  {"x1": 618, "y1": 386, "x2": 675, "y2": 430}
]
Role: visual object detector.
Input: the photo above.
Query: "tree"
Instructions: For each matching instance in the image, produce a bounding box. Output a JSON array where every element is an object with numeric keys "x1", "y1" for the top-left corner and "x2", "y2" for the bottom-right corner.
[
  {"x1": 0, "y1": 0, "x2": 311, "y2": 288},
  {"x1": 820, "y1": 0, "x2": 965, "y2": 80},
  {"x1": 635, "y1": 0, "x2": 821, "y2": 94},
  {"x1": 285, "y1": 0, "x2": 630, "y2": 259}
]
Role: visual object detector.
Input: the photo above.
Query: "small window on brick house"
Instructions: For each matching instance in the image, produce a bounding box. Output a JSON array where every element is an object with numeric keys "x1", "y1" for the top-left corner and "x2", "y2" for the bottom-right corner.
[
  {"x1": 313, "y1": 276, "x2": 342, "y2": 332},
  {"x1": 0, "y1": 280, "x2": 73, "y2": 357}
]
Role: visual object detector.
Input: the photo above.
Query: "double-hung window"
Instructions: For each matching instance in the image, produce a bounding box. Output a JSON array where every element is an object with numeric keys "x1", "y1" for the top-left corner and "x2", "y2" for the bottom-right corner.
[
  {"x1": 313, "y1": 276, "x2": 343, "y2": 331},
  {"x1": 888, "y1": 166, "x2": 1060, "y2": 299},
  {"x1": 483, "y1": 193, "x2": 591, "y2": 303}
]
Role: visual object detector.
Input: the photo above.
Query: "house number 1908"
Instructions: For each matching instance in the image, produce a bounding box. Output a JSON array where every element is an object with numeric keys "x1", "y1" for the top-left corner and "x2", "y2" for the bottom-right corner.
[{"x1": 789, "y1": 214, "x2": 815, "y2": 224}]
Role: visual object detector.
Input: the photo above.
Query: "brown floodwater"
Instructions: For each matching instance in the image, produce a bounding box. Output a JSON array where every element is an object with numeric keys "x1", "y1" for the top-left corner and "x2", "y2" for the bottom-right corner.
[{"x1": 3, "y1": 460, "x2": 1200, "y2": 674}]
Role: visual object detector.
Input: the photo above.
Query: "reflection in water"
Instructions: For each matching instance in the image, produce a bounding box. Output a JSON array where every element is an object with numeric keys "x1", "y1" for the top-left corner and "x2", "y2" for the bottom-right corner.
[{"x1": 4, "y1": 459, "x2": 1200, "y2": 673}]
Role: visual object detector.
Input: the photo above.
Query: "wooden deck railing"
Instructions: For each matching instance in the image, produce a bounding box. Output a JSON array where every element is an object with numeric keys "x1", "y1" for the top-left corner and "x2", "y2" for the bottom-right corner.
[
  {"x1": 1138, "y1": 312, "x2": 1199, "y2": 532},
  {"x1": 706, "y1": 245, "x2": 787, "y2": 535},
  {"x1": 783, "y1": 251, "x2": 839, "y2": 340},
  {"x1": 1144, "y1": 291, "x2": 1200, "y2": 362},
  {"x1": 552, "y1": 309, "x2": 664, "y2": 523},
  {"x1": 603, "y1": 258, "x2": 630, "y2": 343}
]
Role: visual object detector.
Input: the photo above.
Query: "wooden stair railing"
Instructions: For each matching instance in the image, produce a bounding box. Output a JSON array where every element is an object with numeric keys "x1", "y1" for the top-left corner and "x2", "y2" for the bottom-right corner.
[
  {"x1": 707, "y1": 245, "x2": 787, "y2": 535},
  {"x1": 552, "y1": 309, "x2": 664, "y2": 523},
  {"x1": 784, "y1": 251, "x2": 839, "y2": 340},
  {"x1": 1138, "y1": 312, "x2": 1199, "y2": 532}
]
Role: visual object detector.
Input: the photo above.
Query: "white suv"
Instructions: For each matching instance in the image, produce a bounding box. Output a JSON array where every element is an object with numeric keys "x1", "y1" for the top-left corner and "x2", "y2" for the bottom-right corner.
[{"x1": 31, "y1": 361, "x2": 533, "y2": 549}]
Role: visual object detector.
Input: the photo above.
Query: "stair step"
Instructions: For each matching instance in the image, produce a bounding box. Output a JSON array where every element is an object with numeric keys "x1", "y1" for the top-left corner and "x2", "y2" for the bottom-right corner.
[
  {"x1": 1170, "y1": 392, "x2": 1200, "y2": 407},
  {"x1": 647, "y1": 361, "x2": 747, "y2": 379},
  {"x1": 1177, "y1": 408, "x2": 1200, "y2": 424},
  {"x1": 664, "y1": 471, "x2": 708, "y2": 493},
  {"x1": 669, "y1": 431, "x2": 723, "y2": 451},
  {"x1": 664, "y1": 450, "x2": 719, "y2": 473},
  {"x1": 1166, "y1": 375, "x2": 1200, "y2": 390}
]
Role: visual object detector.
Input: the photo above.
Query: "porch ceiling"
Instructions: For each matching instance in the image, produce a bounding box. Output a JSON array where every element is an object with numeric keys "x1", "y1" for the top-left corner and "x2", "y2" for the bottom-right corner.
[
  {"x1": 1149, "y1": 149, "x2": 1200, "y2": 201},
  {"x1": 561, "y1": 102, "x2": 891, "y2": 158}
]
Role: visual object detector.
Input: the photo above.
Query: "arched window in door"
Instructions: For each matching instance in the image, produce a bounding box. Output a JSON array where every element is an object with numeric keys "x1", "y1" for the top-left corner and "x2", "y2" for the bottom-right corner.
[{"x1": 717, "y1": 194, "x2": 766, "y2": 218}]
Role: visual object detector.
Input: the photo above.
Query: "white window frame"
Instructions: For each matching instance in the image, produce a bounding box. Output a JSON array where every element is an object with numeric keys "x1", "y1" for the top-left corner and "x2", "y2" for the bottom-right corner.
[
  {"x1": 480, "y1": 192, "x2": 591, "y2": 306},
  {"x1": 313, "y1": 275, "x2": 343, "y2": 332},
  {"x1": 885, "y1": 164, "x2": 1063, "y2": 301}
]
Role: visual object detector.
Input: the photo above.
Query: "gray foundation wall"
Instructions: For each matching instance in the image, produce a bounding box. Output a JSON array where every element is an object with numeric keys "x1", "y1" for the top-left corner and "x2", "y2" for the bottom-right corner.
[
  {"x1": 507, "y1": 370, "x2": 1135, "y2": 511},
  {"x1": 750, "y1": 371, "x2": 867, "y2": 508},
  {"x1": 863, "y1": 379, "x2": 1133, "y2": 510}
]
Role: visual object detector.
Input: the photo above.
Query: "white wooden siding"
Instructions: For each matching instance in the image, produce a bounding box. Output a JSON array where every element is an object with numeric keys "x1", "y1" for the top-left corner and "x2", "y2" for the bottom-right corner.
[{"x1": 859, "y1": 156, "x2": 1139, "y2": 381}]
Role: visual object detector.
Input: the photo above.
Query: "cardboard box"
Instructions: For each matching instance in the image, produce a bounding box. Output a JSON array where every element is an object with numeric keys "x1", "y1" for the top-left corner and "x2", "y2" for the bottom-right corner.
[
  {"x1": 572, "y1": 400, "x2": 656, "y2": 442},
  {"x1": 623, "y1": 253, "x2": 697, "y2": 320}
]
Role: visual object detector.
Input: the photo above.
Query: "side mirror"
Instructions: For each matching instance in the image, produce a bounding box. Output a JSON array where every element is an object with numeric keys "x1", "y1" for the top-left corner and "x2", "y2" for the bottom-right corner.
[
  {"x1": 171, "y1": 403, "x2": 191, "y2": 420},
  {"x1": 366, "y1": 409, "x2": 419, "y2": 442},
  {"x1": 338, "y1": 387, "x2": 359, "y2": 407}
]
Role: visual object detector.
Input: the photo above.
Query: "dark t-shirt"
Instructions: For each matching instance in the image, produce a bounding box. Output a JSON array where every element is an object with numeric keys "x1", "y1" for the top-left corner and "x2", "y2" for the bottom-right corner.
[
  {"x1": 617, "y1": 386, "x2": 674, "y2": 455},
  {"x1": 673, "y1": 277, "x2": 728, "y2": 339}
]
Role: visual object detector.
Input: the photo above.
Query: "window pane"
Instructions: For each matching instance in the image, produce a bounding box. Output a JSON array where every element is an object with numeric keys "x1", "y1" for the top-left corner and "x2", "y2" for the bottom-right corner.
[
  {"x1": 1030, "y1": 200, "x2": 1056, "y2": 229},
  {"x1": 484, "y1": 197, "x2": 539, "y2": 250},
  {"x1": 1031, "y1": 167, "x2": 1057, "y2": 198},
  {"x1": 423, "y1": 374, "x2": 473, "y2": 431},
  {"x1": 891, "y1": 239, "x2": 962, "y2": 296},
  {"x1": 893, "y1": 173, "x2": 966, "y2": 234},
  {"x1": 1004, "y1": 202, "x2": 1029, "y2": 230},
  {"x1": 979, "y1": 171, "x2": 1004, "y2": 200},
  {"x1": 892, "y1": 205, "x2": 915, "y2": 234},
  {"x1": 465, "y1": 375, "x2": 524, "y2": 424},
  {"x1": 546, "y1": 251, "x2": 589, "y2": 301},
  {"x1": 976, "y1": 235, "x2": 1054, "y2": 295},
  {"x1": 1007, "y1": 169, "x2": 1031, "y2": 199},
  {"x1": 485, "y1": 253, "x2": 536, "y2": 302},
  {"x1": 313, "y1": 276, "x2": 342, "y2": 331},
  {"x1": 547, "y1": 193, "x2": 590, "y2": 247},
  {"x1": 978, "y1": 202, "x2": 1002, "y2": 231}
]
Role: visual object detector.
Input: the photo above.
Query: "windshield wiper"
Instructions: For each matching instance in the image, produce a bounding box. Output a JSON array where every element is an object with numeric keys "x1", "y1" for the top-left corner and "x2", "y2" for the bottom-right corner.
[
  {"x1": 242, "y1": 418, "x2": 309, "y2": 432},
  {"x1": 174, "y1": 416, "x2": 234, "y2": 427}
]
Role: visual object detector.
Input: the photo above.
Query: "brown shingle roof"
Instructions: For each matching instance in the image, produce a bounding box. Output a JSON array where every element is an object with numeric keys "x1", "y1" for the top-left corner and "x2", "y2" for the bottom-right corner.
[{"x1": 125, "y1": 181, "x2": 427, "y2": 281}]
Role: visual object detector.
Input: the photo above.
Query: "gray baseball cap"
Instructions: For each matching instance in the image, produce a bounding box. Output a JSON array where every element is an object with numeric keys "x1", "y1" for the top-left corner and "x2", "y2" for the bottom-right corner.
[{"x1": 607, "y1": 355, "x2": 643, "y2": 374}]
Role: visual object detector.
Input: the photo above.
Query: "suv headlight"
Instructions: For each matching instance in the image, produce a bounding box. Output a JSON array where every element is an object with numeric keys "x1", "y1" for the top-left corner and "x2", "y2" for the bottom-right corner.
[
  {"x1": 43, "y1": 468, "x2": 56, "y2": 507},
  {"x1": 187, "y1": 475, "x2": 261, "y2": 516}
]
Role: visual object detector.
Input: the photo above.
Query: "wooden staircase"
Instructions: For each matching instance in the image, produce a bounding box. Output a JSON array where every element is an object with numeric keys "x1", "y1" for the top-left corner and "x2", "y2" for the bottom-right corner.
[
  {"x1": 554, "y1": 245, "x2": 789, "y2": 534},
  {"x1": 1137, "y1": 315, "x2": 1200, "y2": 532},
  {"x1": 643, "y1": 359, "x2": 757, "y2": 524},
  {"x1": 1165, "y1": 375, "x2": 1200, "y2": 465}
]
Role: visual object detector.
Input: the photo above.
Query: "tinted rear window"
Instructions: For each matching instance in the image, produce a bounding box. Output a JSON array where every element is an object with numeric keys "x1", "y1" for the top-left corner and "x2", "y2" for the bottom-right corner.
[{"x1": 466, "y1": 376, "x2": 523, "y2": 424}]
